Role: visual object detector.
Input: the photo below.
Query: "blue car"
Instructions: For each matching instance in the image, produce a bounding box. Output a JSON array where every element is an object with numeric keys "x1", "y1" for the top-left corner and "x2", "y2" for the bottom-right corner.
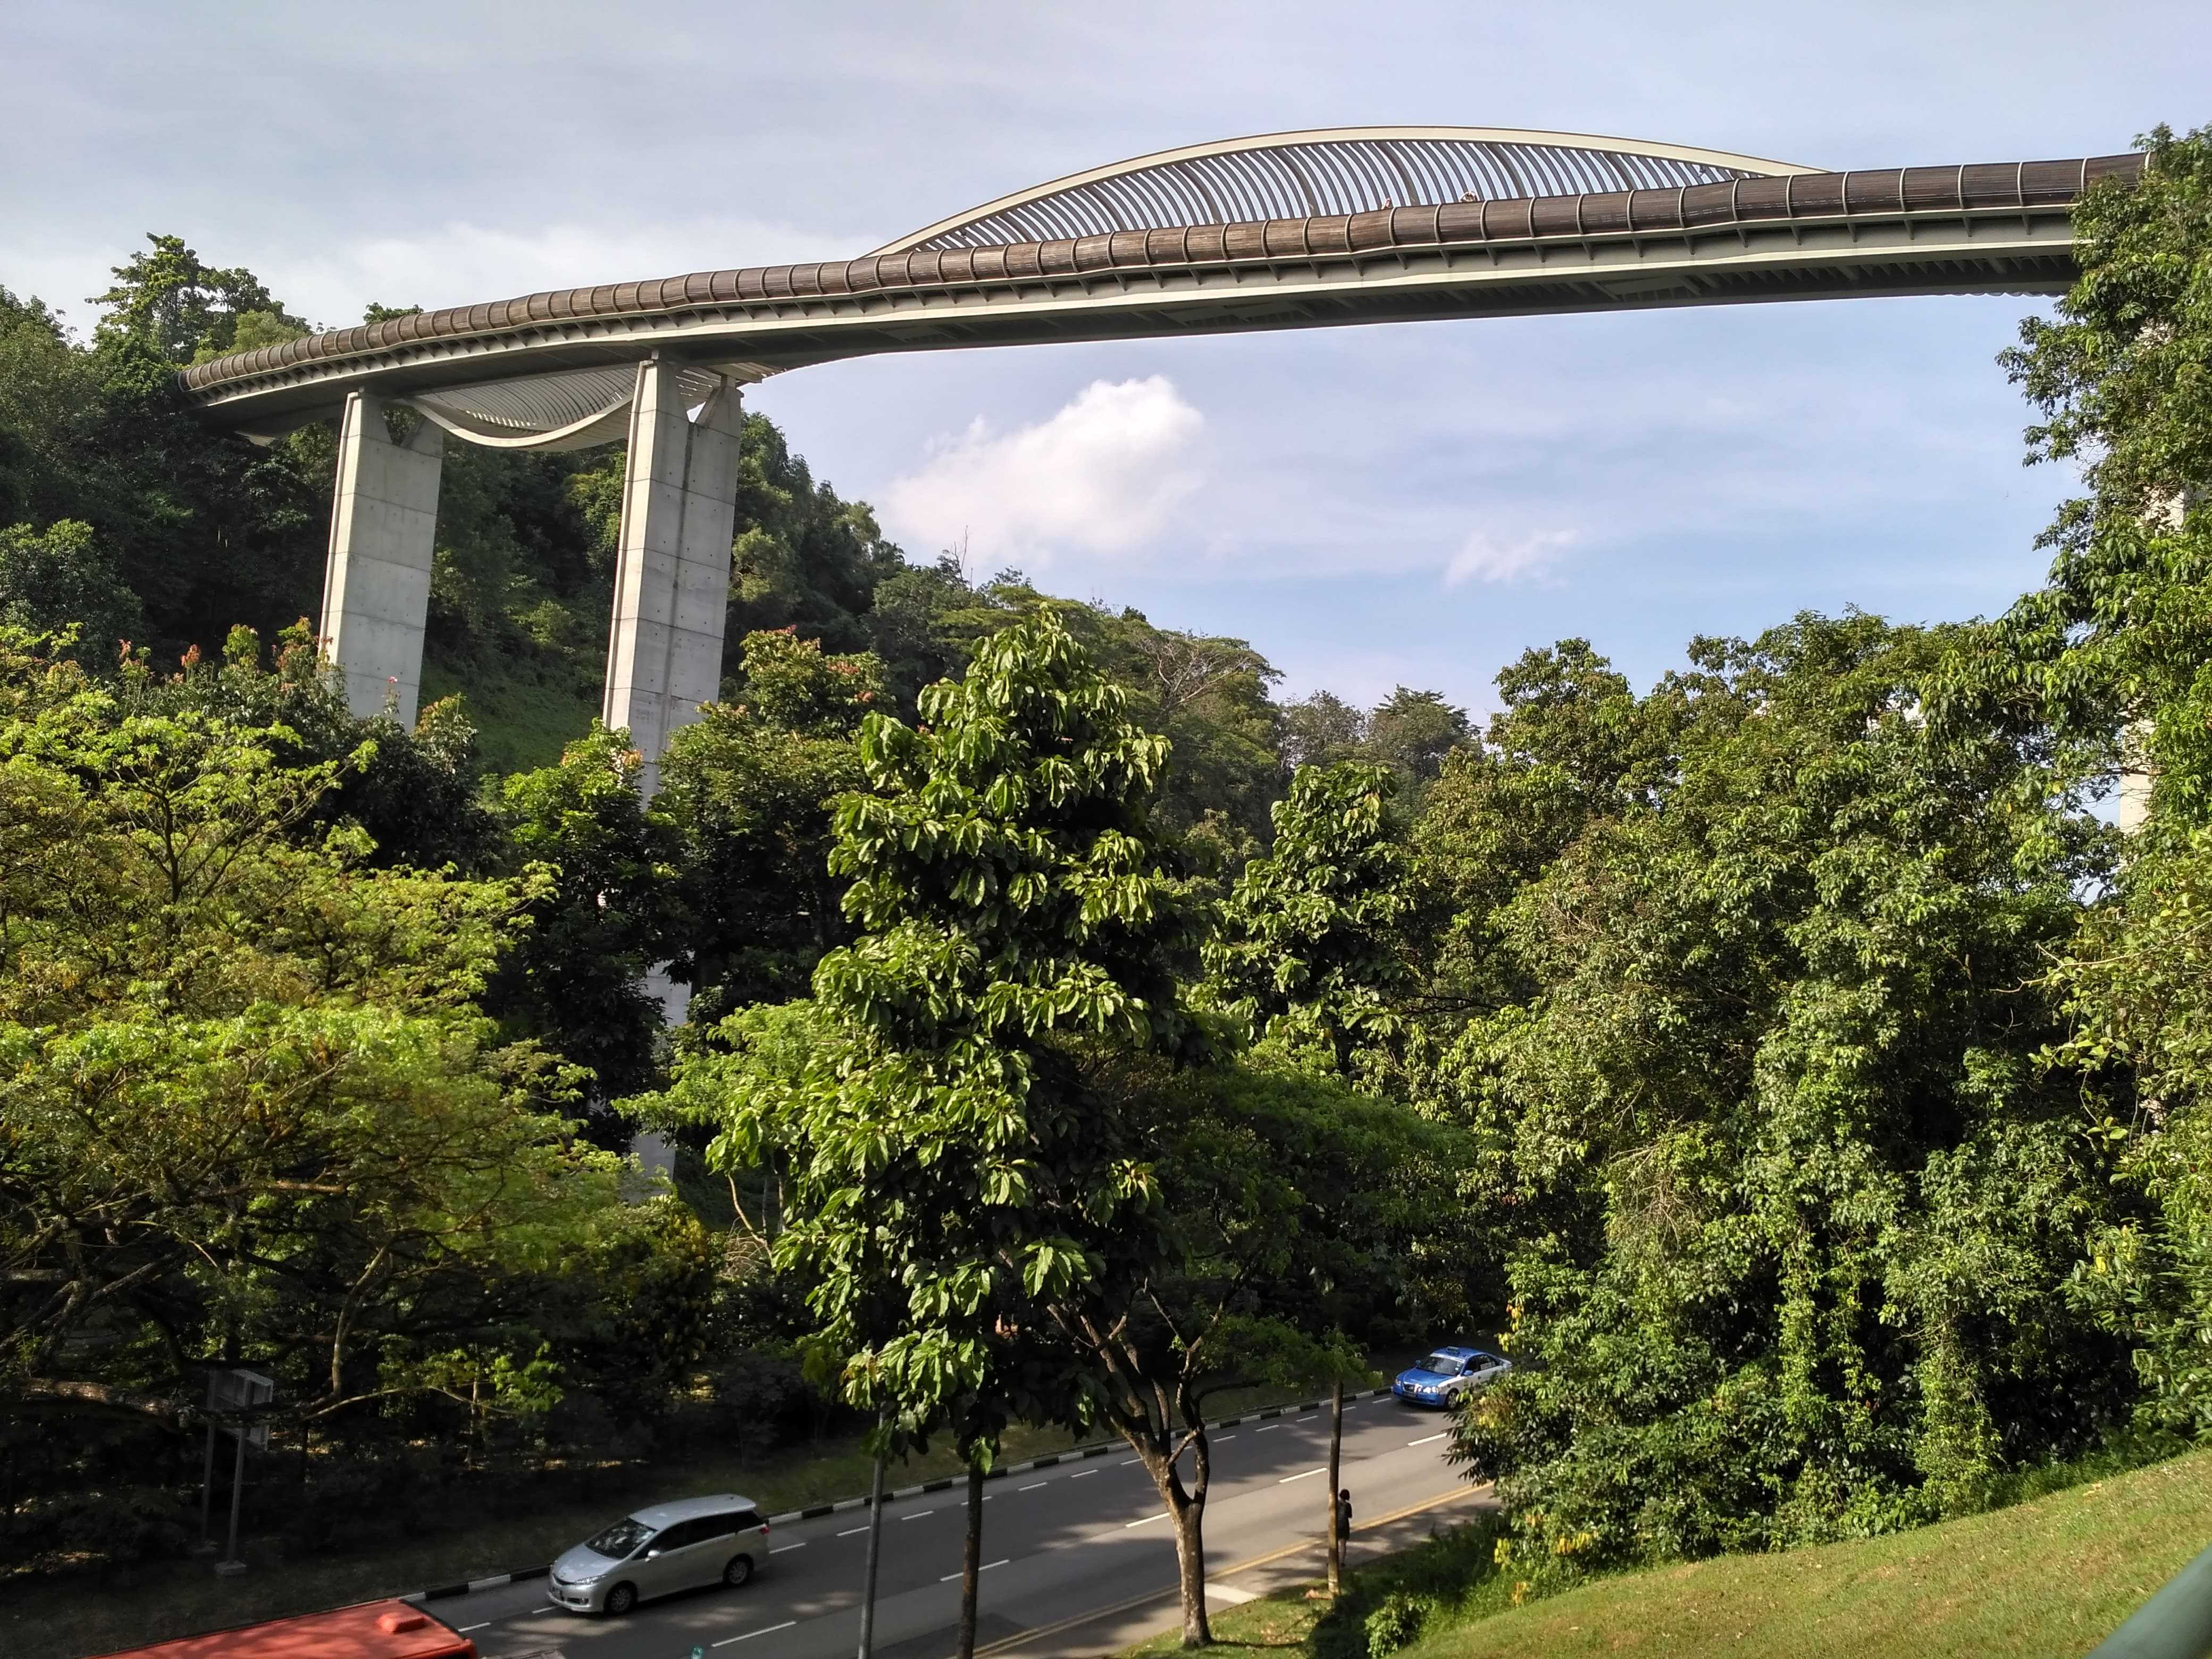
[{"x1": 1393, "y1": 1345, "x2": 1511, "y2": 1407}]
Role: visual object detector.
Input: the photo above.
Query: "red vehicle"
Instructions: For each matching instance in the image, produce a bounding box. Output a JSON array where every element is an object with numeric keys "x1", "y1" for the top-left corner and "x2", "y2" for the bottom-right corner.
[{"x1": 93, "y1": 1599, "x2": 475, "y2": 1659}]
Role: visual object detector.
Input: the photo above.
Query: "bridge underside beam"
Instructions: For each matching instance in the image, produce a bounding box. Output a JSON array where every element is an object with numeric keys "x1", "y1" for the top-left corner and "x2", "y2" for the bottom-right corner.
[
  {"x1": 602, "y1": 357, "x2": 742, "y2": 794},
  {"x1": 322, "y1": 391, "x2": 443, "y2": 726}
]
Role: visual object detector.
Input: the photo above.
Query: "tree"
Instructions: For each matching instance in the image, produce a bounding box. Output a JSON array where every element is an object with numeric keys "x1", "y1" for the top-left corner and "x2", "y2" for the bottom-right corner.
[
  {"x1": 1367, "y1": 688, "x2": 1471, "y2": 790},
  {"x1": 659, "y1": 629, "x2": 883, "y2": 1022},
  {"x1": 0, "y1": 628, "x2": 674, "y2": 1463},
  {"x1": 1412, "y1": 639, "x2": 1677, "y2": 1020},
  {"x1": 89, "y1": 234, "x2": 309, "y2": 366},
  {"x1": 1046, "y1": 1057, "x2": 1469, "y2": 1641},
  {"x1": 1206, "y1": 761, "x2": 1414, "y2": 1079},
  {"x1": 487, "y1": 727, "x2": 684, "y2": 1145},
  {"x1": 1435, "y1": 614, "x2": 2126, "y2": 1564},
  {"x1": 649, "y1": 611, "x2": 1216, "y2": 1635},
  {"x1": 1946, "y1": 124, "x2": 2212, "y2": 820},
  {"x1": 0, "y1": 520, "x2": 141, "y2": 662},
  {"x1": 1279, "y1": 691, "x2": 1368, "y2": 772}
]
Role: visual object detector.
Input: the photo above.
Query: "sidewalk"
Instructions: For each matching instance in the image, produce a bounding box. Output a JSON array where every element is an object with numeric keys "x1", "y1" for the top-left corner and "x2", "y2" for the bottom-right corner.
[{"x1": 977, "y1": 1483, "x2": 1498, "y2": 1658}]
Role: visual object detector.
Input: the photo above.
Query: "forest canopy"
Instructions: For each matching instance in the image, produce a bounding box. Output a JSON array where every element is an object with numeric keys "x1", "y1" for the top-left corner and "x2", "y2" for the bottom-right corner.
[{"x1": 4, "y1": 125, "x2": 2212, "y2": 1649}]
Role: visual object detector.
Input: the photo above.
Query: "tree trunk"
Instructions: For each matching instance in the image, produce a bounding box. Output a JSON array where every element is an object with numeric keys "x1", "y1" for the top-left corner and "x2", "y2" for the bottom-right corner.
[
  {"x1": 1169, "y1": 1487, "x2": 1212, "y2": 1647},
  {"x1": 957, "y1": 1457, "x2": 985, "y2": 1659},
  {"x1": 1326, "y1": 1378, "x2": 1344, "y2": 1595},
  {"x1": 857, "y1": 1436, "x2": 888, "y2": 1659}
]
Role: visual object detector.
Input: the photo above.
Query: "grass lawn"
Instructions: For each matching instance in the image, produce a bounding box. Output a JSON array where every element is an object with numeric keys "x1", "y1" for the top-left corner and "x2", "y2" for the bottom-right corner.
[
  {"x1": 1141, "y1": 1445, "x2": 2212, "y2": 1659},
  {"x1": 4, "y1": 1376, "x2": 1372, "y2": 1659}
]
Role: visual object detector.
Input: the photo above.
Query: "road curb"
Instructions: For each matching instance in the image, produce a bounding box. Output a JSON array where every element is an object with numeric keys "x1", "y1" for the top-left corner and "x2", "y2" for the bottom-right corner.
[{"x1": 398, "y1": 1385, "x2": 1399, "y2": 1603}]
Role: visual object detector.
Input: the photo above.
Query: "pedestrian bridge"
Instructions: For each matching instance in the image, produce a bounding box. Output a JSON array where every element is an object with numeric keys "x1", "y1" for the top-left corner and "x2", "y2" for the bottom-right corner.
[{"x1": 177, "y1": 128, "x2": 2142, "y2": 786}]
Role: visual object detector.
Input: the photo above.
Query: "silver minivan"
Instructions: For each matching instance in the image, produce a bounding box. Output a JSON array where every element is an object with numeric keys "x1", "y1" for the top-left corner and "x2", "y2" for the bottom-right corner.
[{"x1": 547, "y1": 1494, "x2": 770, "y2": 1615}]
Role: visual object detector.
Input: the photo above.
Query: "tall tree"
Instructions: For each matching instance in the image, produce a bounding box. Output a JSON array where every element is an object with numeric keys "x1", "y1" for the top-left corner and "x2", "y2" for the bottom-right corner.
[
  {"x1": 1439, "y1": 615, "x2": 2124, "y2": 1563},
  {"x1": 1206, "y1": 761, "x2": 1414, "y2": 1079},
  {"x1": 487, "y1": 727, "x2": 684, "y2": 1146},
  {"x1": 1947, "y1": 124, "x2": 2212, "y2": 819},
  {"x1": 658, "y1": 628, "x2": 883, "y2": 1024},
  {"x1": 648, "y1": 609, "x2": 1199, "y2": 1581}
]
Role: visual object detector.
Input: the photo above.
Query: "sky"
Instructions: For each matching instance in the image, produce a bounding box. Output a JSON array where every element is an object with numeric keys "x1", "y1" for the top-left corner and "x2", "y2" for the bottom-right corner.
[{"x1": 5, "y1": 1, "x2": 2208, "y2": 716}]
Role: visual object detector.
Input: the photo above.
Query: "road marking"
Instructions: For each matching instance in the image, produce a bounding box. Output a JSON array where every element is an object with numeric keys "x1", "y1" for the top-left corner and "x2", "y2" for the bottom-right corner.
[
  {"x1": 1256, "y1": 1424, "x2": 1279, "y2": 1432},
  {"x1": 1207, "y1": 1583, "x2": 1260, "y2": 1605},
  {"x1": 771, "y1": 1542, "x2": 806, "y2": 1554},
  {"x1": 1120, "y1": 1456, "x2": 1140, "y2": 1465},
  {"x1": 458, "y1": 1624, "x2": 489, "y2": 1633},
  {"x1": 1019, "y1": 1481, "x2": 1048, "y2": 1491},
  {"x1": 714, "y1": 1621, "x2": 796, "y2": 1647},
  {"x1": 1214, "y1": 1434, "x2": 1236, "y2": 1442},
  {"x1": 902, "y1": 1510, "x2": 936, "y2": 1521},
  {"x1": 985, "y1": 1558, "x2": 1008, "y2": 1570},
  {"x1": 1409, "y1": 1433, "x2": 1447, "y2": 1446},
  {"x1": 1124, "y1": 1511, "x2": 1169, "y2": 1527},
  {"x1": 837, "y1": 1524, "x2": 870, "y2": 1536},
  {"x1": 1297, "y1": 1413, "x2": 1317, "y2": 1421},
  {"x1": 975, "y1": 1486, "x2": 1490, "y2": 1658},
  {"x1": 1280, "y1": 1467, "x2": 1326, "y2": 1483},
  {"x1": 1072, "y1": 1468, "x2": 1097, "y2": 1478}
]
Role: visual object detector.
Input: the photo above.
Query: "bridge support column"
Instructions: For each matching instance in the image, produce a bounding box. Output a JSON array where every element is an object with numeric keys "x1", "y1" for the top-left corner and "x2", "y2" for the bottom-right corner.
[
  {"x1": 602, "y1": 356, "x2": 742, "y2": 795},
  {"x1": 321, "y1": 391, "x2": 443, "y2": 726}
]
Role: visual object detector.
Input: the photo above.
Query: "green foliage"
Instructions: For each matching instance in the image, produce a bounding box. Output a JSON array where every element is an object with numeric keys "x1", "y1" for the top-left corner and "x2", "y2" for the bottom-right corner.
[
  {"x1": 1429, "y1": 615, "x2": 2126, "y2": 1561},
  {"x1": 1208, "y1": 762, "x2": 1414, "y2": 1078},
  {"x1": 1413, "y1": 640, "x2": 1677, "y2": 1019},
  {"x1": 0, "y1": 630, "x2": 680, "y2": 1460},
  {"x1": 660, "y1": 629, "x2": 883, "y2": 1021},
  {"x1": 485, "y1": 726, "x2": 683, "y2": 1140},
  {"x1": 89, "y1": 234, "x2": 309, "y2": 365},
  {"x1": 0, "y1": 519, "x2": 141, "y2": 660},
  {"x1": 2047, "y1": 832, "x2": 2212, "y2": 1437},
  {"x1": 893, "y1": 572, "x2": 1289, "y2": 840},
  {"x1": 1951, "y1": 124, "x2": 2212, "y2": 818},
  {"x1": 1367, "y1": 688, "x2": 1472, "y2": 790},
  {"x1": 652, "y1": 613, "x2": 1200, "y2": 1448},
  {"x1": 135, "y1": 617, "x2": 500, "y2": 874}
]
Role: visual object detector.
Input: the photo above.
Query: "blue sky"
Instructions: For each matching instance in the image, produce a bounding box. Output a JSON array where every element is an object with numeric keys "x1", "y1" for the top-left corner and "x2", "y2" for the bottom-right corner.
[{"x1": 6, "y1": 1, "x2": 2207, "y2": 715}]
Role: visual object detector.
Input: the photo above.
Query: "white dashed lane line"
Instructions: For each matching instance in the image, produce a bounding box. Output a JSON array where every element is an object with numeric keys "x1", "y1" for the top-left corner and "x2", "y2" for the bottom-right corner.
[
  {"x1": 939, "y1": 1560, "x2": 1010, "y2": 1581},
  {"x1": 901, "y1": 1510, "x2": 936, "y2": 1521},
  {"x1": 1072, "y1": 1468, "x2": 1097, "y2": 1478},
  {"x1": 458, "y1": 1624, "x2": 489, "y2": 1634},
  {"x1": 837, "y1": 1524, "x2": 870, "y2": 1537},
  {"x1": 1214, "y1": 1434, "x2": 1236, "y2": 1442},
  {"x1": 1409, "y1": 1433, "x2": 1447, "y2": 1447},
  {"x1": 1019, "y1": 1482, "x2": 1048, "y2": 1492},
  {"x1": 714, "y1": 1620, "x2": 796, "y2": 1647},
  {"x1": 1125, "y1": 1511, "x2": 1169, "y2": 1528},
  {"x1": 1121, "y1": 1457, "x2": 1141, "y2": 1465},
  {"x1": 1280, "y1": 1468, "x2": 1326, "y2": 1484},
  {"x1": 772, "y1": 1542, "x2": 806, "y2": 1554},
  {"x1": 1256, "y1": 1425, "x2": 1279, "y2": 1433}
]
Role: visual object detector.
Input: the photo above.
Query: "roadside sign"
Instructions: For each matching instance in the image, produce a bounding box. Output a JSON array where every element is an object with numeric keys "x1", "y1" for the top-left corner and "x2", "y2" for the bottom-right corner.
[{"x1": 207, "y1": 1367, "x2": 274, "y2": 1451}]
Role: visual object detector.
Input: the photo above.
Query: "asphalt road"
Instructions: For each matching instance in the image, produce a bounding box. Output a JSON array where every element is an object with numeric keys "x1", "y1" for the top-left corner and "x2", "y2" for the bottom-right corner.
[{"x1": 440, "y1": 1394, "x2": 1479, "y2": 1659}]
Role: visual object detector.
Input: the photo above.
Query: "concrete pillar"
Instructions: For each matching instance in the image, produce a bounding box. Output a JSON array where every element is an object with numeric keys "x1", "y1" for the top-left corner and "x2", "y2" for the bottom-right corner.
[
  {"x1": 602, "y1": 357, "x2": 742, "y2": 794},
  {"x1": 321, "y1": 391, "x2": 443, "y2": 726}
]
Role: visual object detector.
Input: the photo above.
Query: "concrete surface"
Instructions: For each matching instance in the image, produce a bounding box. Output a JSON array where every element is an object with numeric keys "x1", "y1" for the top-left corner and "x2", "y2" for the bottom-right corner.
[
  {"x1": 430, "y1": 1393, "x2": 1489, "y2": 1659},
  {"x1": 322, "y1": 391, "x2": 443, "y2": 726}
]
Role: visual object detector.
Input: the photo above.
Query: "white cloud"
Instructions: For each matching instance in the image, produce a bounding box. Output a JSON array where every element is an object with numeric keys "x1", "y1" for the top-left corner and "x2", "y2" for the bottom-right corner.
[
  {"x1": 881, "y1": 376, "x2": 1206, "y2": 569},
  {"x1": 1444, "y1": 529, "x2": 1575, "y2": 587}
]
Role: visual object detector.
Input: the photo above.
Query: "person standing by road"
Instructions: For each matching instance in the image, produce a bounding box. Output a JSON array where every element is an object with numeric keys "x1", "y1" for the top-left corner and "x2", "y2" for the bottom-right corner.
[{"x1": 1337, "y1": 1489, "x2": 1353, "y2": 1544}]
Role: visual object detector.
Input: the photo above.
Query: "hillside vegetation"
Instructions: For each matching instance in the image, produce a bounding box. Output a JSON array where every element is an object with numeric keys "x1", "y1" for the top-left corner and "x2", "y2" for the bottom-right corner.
[
  {"x1": 1143, "y1": 1447, "x2": 2212, "y2": 1659},
  {"x1": 3, "y1": 125, "x2": 2211, "y2": 1654}
]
